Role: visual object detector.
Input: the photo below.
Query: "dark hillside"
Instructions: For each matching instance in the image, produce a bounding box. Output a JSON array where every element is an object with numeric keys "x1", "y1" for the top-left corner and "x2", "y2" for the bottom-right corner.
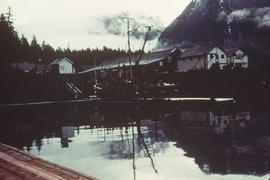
[{"x1": 159, "y1": 0, "x2": 270, "y2": 64}]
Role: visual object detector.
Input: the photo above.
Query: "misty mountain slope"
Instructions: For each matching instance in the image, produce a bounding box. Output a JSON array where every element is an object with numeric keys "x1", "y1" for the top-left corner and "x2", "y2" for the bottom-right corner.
[{"x1": 159, "y1": 0, "x2": 270, "y2": 63}]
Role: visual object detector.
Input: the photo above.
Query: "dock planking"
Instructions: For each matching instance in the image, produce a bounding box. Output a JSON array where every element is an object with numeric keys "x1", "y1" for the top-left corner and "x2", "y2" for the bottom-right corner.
[{"x1": 0, "y1": 143, "x2": 97, "y2": 180}]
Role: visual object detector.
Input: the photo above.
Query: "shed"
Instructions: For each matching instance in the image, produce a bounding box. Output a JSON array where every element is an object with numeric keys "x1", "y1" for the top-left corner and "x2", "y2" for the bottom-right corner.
[{"x1": 50, "y1": 58, "x2": 75, "y2": 74}]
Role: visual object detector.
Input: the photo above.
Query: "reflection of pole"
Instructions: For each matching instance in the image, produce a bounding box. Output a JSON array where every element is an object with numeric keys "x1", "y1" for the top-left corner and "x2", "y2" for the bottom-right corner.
[
  {"x1": 132, "y1": 123, "x2": 136, "y2": 180},
  {"x1": 104, "y1": 127, "x2": 106, "y2": 141},
  {"x1": 125, "y1": 126, "x2": 131, "y2": 155},
  {"x1": 94, "y1": 57, "x2": 98, "y2": 94},
  {"x1": 94, "y1": 57, "x2": 97, "y2": 86},
  {"x1": 155, "y1": 120, "x2": 157, "y2": 142},
  {"x1": 137, "y1": 120, "x2": 158, "y2": 173}
]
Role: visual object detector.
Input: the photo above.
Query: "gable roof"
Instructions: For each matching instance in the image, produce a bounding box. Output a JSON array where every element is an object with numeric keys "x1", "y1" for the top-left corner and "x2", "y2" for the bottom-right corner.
[
  {"x1": 139, "y1": 48, "x2": 178, "y2": 65},
  {"x1": 180, "y1": 46, "x2": 223, "y2": 58},
  {"x1": 224, "y1": 48, "x2": 245, "y2": 56},
  {"x1": 50, "y1": 57, "x2": 74, "y2": 65}
]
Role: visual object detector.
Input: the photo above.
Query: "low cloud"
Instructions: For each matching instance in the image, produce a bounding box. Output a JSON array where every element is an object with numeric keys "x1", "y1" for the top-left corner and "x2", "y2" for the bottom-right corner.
[
  {"x1": 90, "y1": 12, "x2": 164, "y2": 41},
  {"x1": 217, "y1": 7, "x2": 270, "y2": 28}
]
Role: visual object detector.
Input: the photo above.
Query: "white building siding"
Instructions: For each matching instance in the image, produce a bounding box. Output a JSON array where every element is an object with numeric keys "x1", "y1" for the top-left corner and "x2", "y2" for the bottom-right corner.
[
  {"x1": 51, "y1": 58, "x2": 75, "y2": 74},
  {"x1": 194, "y1": 56, "x2": 206, "y2": 70},
  {"x1": 231, "y1": 50, "x2": 248, "y2": 68},
  {"x1": 177, "y1": 56, "x2": 206, "y2": 71},
  {"x1": 58, "y1": 60, "x2": 75, "y2": 74},
  {"x1": 177, "y1": 47, "x2": 249, "y2": 71},
  {"x1": 207, "y1": 47, "x2": 227, "y2": 69}
]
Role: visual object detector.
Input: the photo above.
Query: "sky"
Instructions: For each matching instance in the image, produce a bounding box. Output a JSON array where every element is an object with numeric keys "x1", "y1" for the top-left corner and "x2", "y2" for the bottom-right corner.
[{"x1": 0, "y1": 0, "x2": 191, "y2": 50}]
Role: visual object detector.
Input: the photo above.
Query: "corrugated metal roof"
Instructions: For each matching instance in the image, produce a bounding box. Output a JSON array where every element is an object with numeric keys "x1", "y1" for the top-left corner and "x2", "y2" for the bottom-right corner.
[
  {"x1": 180, "y1": 46, "x2": 216, "y2": 58},
  {"x1": 139, "y1": 48, "x2": 176, "y2": 65},
  {"x1": 80, "y1": 64, "x2": 95, "y2": 71},
  {"x1": 79, "y1": 48, "x2": 178, "y2": 74}
]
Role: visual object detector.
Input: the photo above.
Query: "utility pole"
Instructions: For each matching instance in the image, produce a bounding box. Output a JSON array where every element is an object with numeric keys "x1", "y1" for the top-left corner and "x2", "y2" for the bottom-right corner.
[
  {"x1": 94, "y1": 57, "x2": 98, "y2": 92},
  {"x1": 127, "y1": 18, "x2": 133, "y2": 80}
]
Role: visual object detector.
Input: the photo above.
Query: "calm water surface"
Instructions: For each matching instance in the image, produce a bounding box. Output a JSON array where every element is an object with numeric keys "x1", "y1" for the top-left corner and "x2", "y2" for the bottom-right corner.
[{"x1": 0, "y1": 102, "x2": 269, "y2": 180}]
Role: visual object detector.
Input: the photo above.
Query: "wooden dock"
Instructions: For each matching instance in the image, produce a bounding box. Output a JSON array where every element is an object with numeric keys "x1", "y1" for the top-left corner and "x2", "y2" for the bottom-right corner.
[{"x1": 0, "y1": 143, "x2": 97, "y2": 180}]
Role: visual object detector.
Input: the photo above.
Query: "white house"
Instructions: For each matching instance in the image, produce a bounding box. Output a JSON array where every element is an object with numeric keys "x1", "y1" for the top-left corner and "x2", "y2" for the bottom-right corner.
[
  {"x1": 224, "y1": 48, "x2": 248, "y2": 68},
  {"x1": 50, "y1": 58, "x2": 75, "y2": 74},
  {"x1": 177, "y1": 46, "x2": 227, "y2": 71}
]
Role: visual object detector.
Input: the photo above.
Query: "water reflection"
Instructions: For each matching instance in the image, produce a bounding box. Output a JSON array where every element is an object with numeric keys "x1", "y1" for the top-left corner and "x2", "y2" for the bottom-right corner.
[
  {"x1": 0, "y1": 103, "x2": 269, "y2": 180},
  {"x1": 61, "y1": 126, "x2": 75, "y2": 147}
]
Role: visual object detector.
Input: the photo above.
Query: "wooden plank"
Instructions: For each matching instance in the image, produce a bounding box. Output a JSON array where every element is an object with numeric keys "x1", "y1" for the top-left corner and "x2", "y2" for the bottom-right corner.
[{"x1": 0, "y1": 143, "x2": 97, "y2": 180}]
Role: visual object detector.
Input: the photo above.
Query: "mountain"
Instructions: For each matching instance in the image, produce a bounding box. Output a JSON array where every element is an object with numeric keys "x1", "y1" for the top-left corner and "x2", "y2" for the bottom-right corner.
[{"x1": 158, "y1": 0, "x2": 270, "y2": 64}]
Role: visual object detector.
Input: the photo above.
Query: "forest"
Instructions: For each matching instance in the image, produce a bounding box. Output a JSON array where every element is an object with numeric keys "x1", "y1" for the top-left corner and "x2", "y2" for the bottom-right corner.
[{"x1": 0, "y1": 8, "x2": 127, "y2": 72}]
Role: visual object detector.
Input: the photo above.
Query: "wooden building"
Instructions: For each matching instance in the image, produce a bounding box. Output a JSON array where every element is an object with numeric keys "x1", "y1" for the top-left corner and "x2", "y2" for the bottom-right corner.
[
  {"x1": 11, "y1": 62, "x2": 50, "y2": 74},
  {"x1": 79, "y1": 48, "x2": 181, "y2": 78},
  {"x1": 177, "y1": 46, "x2": 249, "y2": 71},
  {"x1": 50, "y1": 58, "x2": 76, "y2": 74},
  {"x1": 138, "y1": 48, "x2": 181, "y2": 74},
  {"x1": 177, "y1": 46, "x2": 227, "y2": 71},
  {"x1": 224, "y1": 48, "x2": 248, "y2": 68}
]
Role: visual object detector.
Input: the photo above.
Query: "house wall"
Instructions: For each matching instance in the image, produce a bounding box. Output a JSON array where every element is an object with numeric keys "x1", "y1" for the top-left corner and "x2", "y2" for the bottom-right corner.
[
  {"x1": 228, "y1": 50, "x2": 248, "y2": 68},
  {"x1": 144, "y1": 51, "x2": 180, "y2": 73},
  {"x1": 58, "y1": 60, "x2": 75, "y2": 74},
  {"x1": 207, "y1": 47, "x2": 227, "y2": 69},
  {"x1": 163, "y1": 55, "x2": 178, "y2": 72},
  {"x1": 158, "y1": 50, "x2": 180, "y2": 72},
  {"x1": 177, "y1": 47, "x2": 227, "y2": 71},
  {"x1": 177, "y1": 56, "x2": 206, "y2": 71}
]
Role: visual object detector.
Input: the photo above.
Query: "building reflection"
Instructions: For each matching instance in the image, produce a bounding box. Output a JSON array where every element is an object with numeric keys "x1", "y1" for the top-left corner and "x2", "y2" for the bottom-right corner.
[
  {"x1": 61, "y1": 126, "x2": 75, "y2": 147},
  {"x1": 0, "y1": 103, "x2": 269, "y2": 177},
  {"x1": 177, "y1": 110, "x2": 270, "y2": 176}
]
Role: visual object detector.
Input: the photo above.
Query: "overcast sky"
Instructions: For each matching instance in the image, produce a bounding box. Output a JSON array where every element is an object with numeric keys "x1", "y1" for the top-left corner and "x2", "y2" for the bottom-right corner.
[{"x1": 0, "y1": 0, "x2": 191, "y2": 50}]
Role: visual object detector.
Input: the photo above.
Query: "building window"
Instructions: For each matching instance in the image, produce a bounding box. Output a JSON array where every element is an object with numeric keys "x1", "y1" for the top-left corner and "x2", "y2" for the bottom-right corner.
[
  {"x1": 210, "y1": 54, "x2": 214, "y2": 59},
  {"x1": 221, "y1": 54, "x2": 225, "y2": 59},
  {"x1": 167, "y1": 56, "x2": 172, "y2": 63},
  {"x1": 235, "y1": 63, "x2": 242, "y2": 68},
  {"x1": 215, "y1": 54, "x2": 219, "y2": 59},
  {"x1": 60, "y1": 65, "x2": 65, "y2": 70},
  {"x1": 159, "y1": 61, "x2": 163, "y2": 67},
  {"x1": 235, "y1": 54, "x2": 243, "y2": 59}
]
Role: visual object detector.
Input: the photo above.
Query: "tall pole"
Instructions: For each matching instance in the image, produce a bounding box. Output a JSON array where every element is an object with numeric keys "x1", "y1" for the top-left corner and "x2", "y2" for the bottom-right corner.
[
  {"x1": 127, "y1": 18, "x2": 133, "y2": 80},
  {"x1": 135, "y1": 26, "x2": 152, "y2": 66},
  {"x1": 94, "y1": 57, "x2": 98, "y2": 94}
]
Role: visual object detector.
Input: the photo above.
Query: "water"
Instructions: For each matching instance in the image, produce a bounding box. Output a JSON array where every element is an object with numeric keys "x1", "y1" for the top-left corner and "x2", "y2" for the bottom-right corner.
[{"x1": 0, "y1": 102, "x2": 269, "y2": 180}]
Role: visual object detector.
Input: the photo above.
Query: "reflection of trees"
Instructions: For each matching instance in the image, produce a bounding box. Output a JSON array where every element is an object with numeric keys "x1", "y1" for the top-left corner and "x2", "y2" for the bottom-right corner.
[
  {"x1": 103, "y1": 120, "x2": 169, "y2": 160},
  {"x1": 0, "y1": 103, "x2": 101, "y2": 150},
  {"x1": 1, "y1": 103, "x2": 270, "y2": 177}
]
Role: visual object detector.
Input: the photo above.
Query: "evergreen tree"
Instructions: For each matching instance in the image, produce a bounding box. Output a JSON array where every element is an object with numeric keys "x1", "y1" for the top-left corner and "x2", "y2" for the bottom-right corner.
[
  {"x1": 30, "y1": 35, "x2": 42, "y2": 62},
  {"x1": 0, "y1": 9, "x2": 20, "y2": 65},
  {"x1": 0, "y1": 7, "x2": 127, "y2": 71}
]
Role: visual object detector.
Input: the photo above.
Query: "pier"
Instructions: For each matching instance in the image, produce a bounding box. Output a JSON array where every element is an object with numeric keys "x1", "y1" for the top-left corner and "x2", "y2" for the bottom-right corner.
[{"x1": 0, "y1": 143, "x2": 97, "y2": 180}]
